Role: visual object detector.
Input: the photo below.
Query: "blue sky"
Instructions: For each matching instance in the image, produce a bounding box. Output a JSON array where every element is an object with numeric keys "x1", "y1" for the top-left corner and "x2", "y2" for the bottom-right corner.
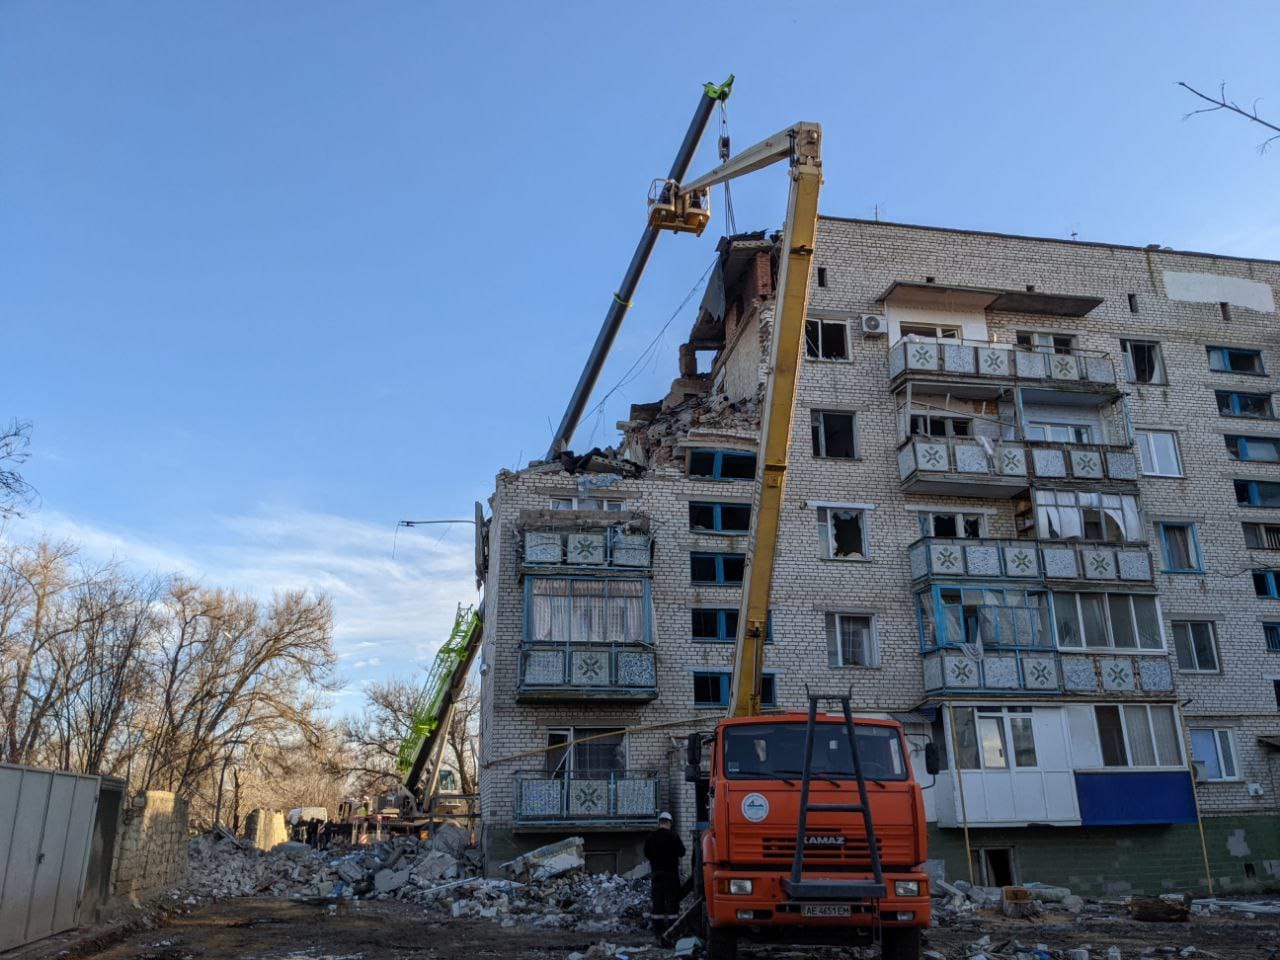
[{"x1": 3, "y1": 1, "x2": 1278, "y2": 705}]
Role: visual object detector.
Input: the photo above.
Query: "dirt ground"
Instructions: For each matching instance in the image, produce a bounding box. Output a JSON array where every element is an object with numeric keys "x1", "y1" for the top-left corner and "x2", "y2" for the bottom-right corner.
[{"x1": 61, "y1": 897, "x2": 1280, "y2": 960}]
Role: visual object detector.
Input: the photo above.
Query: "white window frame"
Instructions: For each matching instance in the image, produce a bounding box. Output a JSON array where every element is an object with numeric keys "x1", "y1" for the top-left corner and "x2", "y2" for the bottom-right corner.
[
  {"x1": 1171, "y1": 620, "x2": 1220, "y2": 673},
  {"x1": 920, "y1": 511, "x2": 985, "y2": 539},
  {"x1": 826, "y1": 613, "x2": 879, "y2": 668},
  {"x1": 1026, "y1": 421, "x2": 1093, "y2": 443},
  {"x1": 549, "y1": 496, "x2": 624, "y2": 511},
  {"x1": 899, "y1": 322, "x2": 962, "y2": 341},
  {"x1": 951, "y1": 706, "x2": 1040, "y2": 771},
  {"x1": 1093, "y1": 704, "x2": 1184, "y2": 769},
  {"x1": 1034, "y1": 489, "x2": 1143, "y2": 542},
  {"x1": 1190, "y1": 728, "x2": 1240, "y2": 782},
  {"x1": 910, "y1": 412, "x2": 974, "y2": 439},
  {"x1": 816, "y1": 506, "x2": 869, "y2": 560},
  {"x1": 805, "y1": 317, "x2": 851, "y2": 362},
  {"x1": 1052, "y1": 592, "x2": 1165, "y2": 652},
  {"x1": 1016, "y1": 330, "x2": 1079, "y2": 354},
  {"x1": 1121, "y1": 339, "x2": 1167, "y2": 385},
  {"x1": 1136, "y1": 430, "x2": 1183, "y2": 477}
]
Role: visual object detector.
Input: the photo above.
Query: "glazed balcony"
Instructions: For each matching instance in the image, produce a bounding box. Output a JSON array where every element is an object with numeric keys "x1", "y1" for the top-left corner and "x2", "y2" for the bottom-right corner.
[
  {"x1": 514, "y1": 771, "x2": 662, "y2": 830},
  {"x1": 516, "y1": 642, "x2": 657, "y2": 702},
  {"x1": 909, "y1": 537, "x2": 1155, "y2": 584},
  {"x1": 897, "y1": 437, "x2": 1139, "y2": 497},
  {"x1": 888, "y1": 338, "x2": 1118, "y2": 393}
]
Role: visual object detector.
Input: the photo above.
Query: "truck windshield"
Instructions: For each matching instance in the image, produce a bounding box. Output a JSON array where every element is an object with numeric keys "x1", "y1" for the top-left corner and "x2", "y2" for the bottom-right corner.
[{"x1": 722, "y1": 723, "x2": 908, "y2": 781}]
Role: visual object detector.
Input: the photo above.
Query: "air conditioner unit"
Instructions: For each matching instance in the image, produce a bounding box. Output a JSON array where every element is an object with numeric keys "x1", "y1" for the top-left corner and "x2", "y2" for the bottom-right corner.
[{"x1": 861, "y1": 314, "x2": 887, "y2": 336}]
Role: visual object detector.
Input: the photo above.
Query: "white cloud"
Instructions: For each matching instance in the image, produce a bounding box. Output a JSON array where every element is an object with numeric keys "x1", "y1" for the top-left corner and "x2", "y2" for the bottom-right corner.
[{"x1": 1, "y1": 507, "x2": 479, "y2": 704}]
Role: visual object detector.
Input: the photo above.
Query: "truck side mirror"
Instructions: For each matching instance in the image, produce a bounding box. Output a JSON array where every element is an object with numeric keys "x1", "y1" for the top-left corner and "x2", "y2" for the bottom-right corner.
[
  {"x1": 686, "y1": 732, "x2": 702, "y2": 767},
  {"x1": 924, "y1": 741, "x2": 940, "y2": 776}
]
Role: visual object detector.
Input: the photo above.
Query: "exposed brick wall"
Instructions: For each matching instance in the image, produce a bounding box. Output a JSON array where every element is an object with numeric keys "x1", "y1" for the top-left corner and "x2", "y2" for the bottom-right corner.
[
  {"x1": 242, "y1": 808, "x2": 289, "y2": 850},
  {"x1": 110, "y1": 791, "x2": 188, "y2": 900}
]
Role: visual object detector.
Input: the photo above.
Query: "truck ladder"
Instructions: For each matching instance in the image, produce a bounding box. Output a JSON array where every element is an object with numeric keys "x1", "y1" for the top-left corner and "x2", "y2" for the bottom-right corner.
[{"x1": 782, "y1": 693, "x2": 887, "y2": 901}]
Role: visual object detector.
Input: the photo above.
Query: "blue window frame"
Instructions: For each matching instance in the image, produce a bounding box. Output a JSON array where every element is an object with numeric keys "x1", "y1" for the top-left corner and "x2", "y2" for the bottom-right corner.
[
  {"x1": 1207, "y1": 346, "x2": 1265, "y2": 375},
  {"x1": 689, "y1": 501, "x2": 752, "y2": 533},
  {"x1": 693, "y1": 671, "x2": 776, "y2": 707},
  {"x1": 1225, "y1": 435, "x2": 1280, "y2": 462},
  {"x1": 1254, "y1": 570, "x2": 1280, "y2": 599},
  {"x1": 915, "y1": 585, "x2": 1053, "y2": 650},
  {"x1": 1235, "y1": 479, "x2": 1280, "y2": 508},
  {"x1": 687, "y1": 449, "x2": 757, "y2": 480},
  {"x1": 1216, "y1": 390, "x2": 1275, "y2": 419},
  {"x1": 691, "y1": 608, "x2": 772, "y2": 642},
  {"x1": 1158, "y1": 522, "x2": 1203, "y2": 573},
  {"x1": 691, "y1": 552, "x2": 746, "y2": 584},
  {"x1": 1264, "y1": 623, "x2": 1280, "y2": 652}
]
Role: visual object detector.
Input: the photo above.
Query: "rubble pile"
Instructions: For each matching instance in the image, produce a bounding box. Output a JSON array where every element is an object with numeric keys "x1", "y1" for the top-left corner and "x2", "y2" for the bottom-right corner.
[
  {"x1": 186, "y1": 823, "x2": 481, "y2": 901},
  {"x1": 439, "y1": 871, "x2": 648, "y2": 933}
]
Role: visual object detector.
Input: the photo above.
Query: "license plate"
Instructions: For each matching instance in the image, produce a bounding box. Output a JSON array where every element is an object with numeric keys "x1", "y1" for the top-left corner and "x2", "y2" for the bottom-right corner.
[{"x1": 801, "y1": 904, "x2": 852, "y2": 917}]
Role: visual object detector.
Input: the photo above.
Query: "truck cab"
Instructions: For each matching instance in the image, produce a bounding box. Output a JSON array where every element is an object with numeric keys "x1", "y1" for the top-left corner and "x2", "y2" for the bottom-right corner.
[{"x1": 696, "y1": 714, "x2": 931, "y2": 960}]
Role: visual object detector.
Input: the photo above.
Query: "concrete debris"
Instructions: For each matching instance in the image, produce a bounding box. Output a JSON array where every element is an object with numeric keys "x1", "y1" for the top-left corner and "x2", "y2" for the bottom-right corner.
[
  {"x1": 672, "y1": 936, "x2": 700, "y2": 957},
  {"x1": 440, "y1": 871, "x2": 648, "y2": 934},
  {"x1": 1128, "y1": 895, "x2": 1190, "y2": 923},
  {"x1": 503, "y1": 836, "x2": 587, "y2": 882}
]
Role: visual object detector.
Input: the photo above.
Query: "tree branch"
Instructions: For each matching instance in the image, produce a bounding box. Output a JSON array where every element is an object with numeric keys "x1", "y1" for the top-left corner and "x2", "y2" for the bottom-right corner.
[{"x1": 1179, "y1": 81, "x2": 1280, "y2": 154}]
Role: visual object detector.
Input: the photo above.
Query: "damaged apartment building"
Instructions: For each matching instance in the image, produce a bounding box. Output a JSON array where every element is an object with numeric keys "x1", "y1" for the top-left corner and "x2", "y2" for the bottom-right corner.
[{"x1": 477, "y1": 217, "x2": 1280, "y2": 894}]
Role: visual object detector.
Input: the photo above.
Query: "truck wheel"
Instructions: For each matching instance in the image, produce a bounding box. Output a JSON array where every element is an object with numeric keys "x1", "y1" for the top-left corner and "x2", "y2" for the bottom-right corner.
[
  {"x1": 705, "y1": 925, "x2": 737, "y2": 960},
  {"x1": 880, "y1": 927, "x2": 921, "y2": 960}
]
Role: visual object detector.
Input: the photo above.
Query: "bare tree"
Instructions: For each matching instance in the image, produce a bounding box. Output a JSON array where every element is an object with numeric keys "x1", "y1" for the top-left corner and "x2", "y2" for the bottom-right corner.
[
  {"x1": 0, "y1": 420, "x2": 36, "y2": 519},
  {"x1": 444, "y1": 678, "x2": 479, "y2": 795},
  {"x1": 341, "y1": 677, "x2": 421, "y2": 795},
  {"x1": 1179, "y1": 82, "x2": 1280, "y2": 153}
]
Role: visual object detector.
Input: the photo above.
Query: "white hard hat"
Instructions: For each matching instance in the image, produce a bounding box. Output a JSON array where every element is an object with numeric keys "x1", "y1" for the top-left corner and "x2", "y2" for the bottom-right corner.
[{"x1": 658, "y1": 811, "x2": 673, "y2": 822}]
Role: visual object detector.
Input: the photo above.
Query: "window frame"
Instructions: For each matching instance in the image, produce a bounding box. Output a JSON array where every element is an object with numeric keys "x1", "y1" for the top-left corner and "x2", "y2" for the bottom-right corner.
[
  {"x1": 1136, "y1": 430, "x2": 1184, "y2": 477},
  {"x1": 545, "y1": 727, "x2": 629, "y2": 779},
  {"x1": 1016, "y1": 331, "x2": 1078, "y2": 355},
  {"x1": 919, "y1": 511, "x2": 985, "y2": 539},
  {"x1": 1207, "y1": 345, "x2": 1266, "y2": 376},
  {"x1": 692, "y1": 671, "x2": 776, "y2": 708},
  {"x1": 1243, "y1": 523, "x2": 1280, "y2": 550},
  {"x1": 1093, "y1": 704, "x2": 1184, "y2": 769},
  {"x1": 523, "y1": 577, "x2": 652, "y2": 647},
  {"x1": 1171, "y1": 620, "x2": 1220, "y2": 673},
  {"x1": 816, "y1": 506, "x2": 869, "y2": 561},
  {"x1": 1033, "y1": 489, "x2": 1144, "y2": 543},
  {"x1": 811, "y1": 409, "x2": 859, "y2": 459},
  {"x1": 951, "y1": 705, "x2": 1040, "y2": 771},
  {"x1": 1052, "y1": 591, "x2": 1165, "y2": 652},
  {"x1": 1026, "y1": 421, "x2": 1093, "y2": 444},
  {"x1": 826, "y1": 613, "x2": 879, "y2": 668},
  {"x1": 549, "y1": 496, "x2": 624, "y2": 511},
  {"x1": 1264, "y1": 622, "x2": 1280, "y2": 653},
  {"x1": 689, "y1": 501, "x2": 752, "y2": 534},
  {"x1": 910, "y1": 413, "x2": 973, "y2": 439},
  {"x1": 1253, "y1": 569, "x2": 1280, "y2": 599},
  {"x1": 1120, "y1": 339, "x2": 1167, "y2": 385},
  {"x1": 690, "y1": 551, "x2": 746, "y2": 585},
  {"x1": 1225, "y1": 434, "x2": 1280, "y2": 462},
  {"x1": 899, "y1": 322, "x2": 962, "y2": 341},
  {"x1": 922, "y1": 585, "x2": 1054, "y2": 651},
  {"x1": 687, "y1": 448, "x2": 757, "y2": 481},
  {"x1": 804, "y1": 318, "x2": 851, "y2": 362},
  {"x1": 1217, "y1": 390, "x2": 1276, "y2": 420},
  {"x1": 1235, "y1": 479, "x2": 1280, "y2": 508},
  {"x1": 1158, "y1": 522, "x2": 1203, "y2": 573},
  {"x1": 1190, "y1": 728, "x2": 1240, "y2": 782}
]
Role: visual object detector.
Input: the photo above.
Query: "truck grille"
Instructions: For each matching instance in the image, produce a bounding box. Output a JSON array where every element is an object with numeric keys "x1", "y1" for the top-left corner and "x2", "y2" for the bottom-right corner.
[{"x1": 732, "y1": 826, "x2": 914, "y2": 868}]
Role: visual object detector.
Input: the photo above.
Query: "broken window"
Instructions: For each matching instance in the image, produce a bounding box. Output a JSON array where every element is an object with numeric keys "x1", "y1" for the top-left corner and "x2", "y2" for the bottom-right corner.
[
  {"x1": 550, "y1": 496, "x2": 623, "y2": 511},
  {"x1": 546, "y1": 728, "x2": 626, "y2": 779},
  {"x1": 811, "y1": 410, "x2": 857, "y2": 458},
  {"x1": 910, "y1": 414, "x2": 972, "y2": 438},
  {"x1": 919, "y1": 512, "x2": 983, "y2": 538},
  {"x1": 1207, "y1": 346, "x2": 1265, "y2": 375},
  {"x1": 805, "y1": 319, "x2": 850, "y2": 360},
  {"x1": 1121, "y1": 339, "x2": 1166, "y2": 384},
  {"x1": 1033, "y1": 489, "x2": 1142, "y2": 542},
  {"x1": 688, "y1": 448, "x2": 757, "y2": 480},
  {"x1": 690, "y1": 552, "x2": 745, "y2": 584},
  {"x1": 689, "y1": 501, "x2": 751, "y2": 533},
  {"x1": 693, "y1": 672, "x2": 775, "y2": 707},
  {"x1": 899, "y1": 323, "x2": 961, "y2": 340},
  {"x1": 825, "y1": 613, "x2": 877, "y2": 667},
  {"x1": 816, "y1": 507, "x2": 867, "y2": 560},
  {"x1": 1217, "y1": 390, "x2": 1275, "y2": 419},
  {"x1": 1236, "y1": 479, "x2": 1280, "y2": 507},
  {"x1": 1016, "y1": 331, "x2": 1077, "y2": 354},
  {"x1": 1026, "y1": 421, "x2": 1092, "y2": 443},
  {"x1": 1226, "y1": 435, "x2": 1280, "y2": 462}
]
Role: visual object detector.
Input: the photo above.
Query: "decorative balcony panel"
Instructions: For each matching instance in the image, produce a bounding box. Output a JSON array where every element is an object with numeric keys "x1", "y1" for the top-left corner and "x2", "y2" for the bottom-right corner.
[
  {"x1": 517, "y1": 644, "x2": 657, "y2": 702},
  {"x1": 889, "y1": 339, "x2": 1118, "y2": 391},
  {"x1": 922, "y1": 648, "x2": 1062, "y2": 695},
  {"x1": 1059, "y1": 654, "x2": 1174, "y2": 694},
  {"x1": 522, "y1": 529, "x2": 652, "y2": 570},
  {"x1": 910, "y1": 538, "x2": 1154, "y2": 585},
  {"x1": 899, "y1": 436, "x2": 1139, "y2": 497},
  {"x1": 514, "y1": 772, "x2": 661, "y2": 828}
]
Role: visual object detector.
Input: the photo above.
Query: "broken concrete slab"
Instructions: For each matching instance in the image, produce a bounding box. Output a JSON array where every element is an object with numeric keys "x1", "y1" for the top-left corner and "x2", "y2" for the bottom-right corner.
[{"x1": 503, "y1": 836, "x2": 586, "y2": 882}]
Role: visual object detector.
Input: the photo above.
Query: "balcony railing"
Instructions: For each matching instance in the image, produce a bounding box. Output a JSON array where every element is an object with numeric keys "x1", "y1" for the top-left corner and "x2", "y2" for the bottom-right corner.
[
  {"x1": 897, "y1": 437, "x2": 1139, "y2": 496},
  {"x1": 909, "y1": 537, "x2": 1154, "y2": 584},
  {"x1": 922, "y1": 648, "x2": 1062, "y2": 695},
  {"x1": 517, "y1": 643, "x2": 657, "y2": 701},
  {"x1": 514, "y1": 771, "x2": 661, "y2": 826},
  {"x1": 522, "y1": 528, "x2": 651, "y2": 569},
  {"x1": 889, "y1": 338, "x2": 1118, "y2": 389}
]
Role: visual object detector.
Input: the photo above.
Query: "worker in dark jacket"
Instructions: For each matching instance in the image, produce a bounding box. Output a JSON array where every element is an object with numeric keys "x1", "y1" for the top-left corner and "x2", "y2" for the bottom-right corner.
[{"x1": 643, "y1": 811, "x2": 685, "y2": 937}]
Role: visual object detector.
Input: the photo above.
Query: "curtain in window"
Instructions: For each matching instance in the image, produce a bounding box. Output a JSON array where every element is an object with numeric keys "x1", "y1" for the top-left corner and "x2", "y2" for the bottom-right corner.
[
  {"x1": 607, "y1": 580, "x2": 644, "y2": 643},
  {"x1": 532, "y1": 579, "x2": 646, "y2": 644},
  {"x1": 531, "y1": 578, "x2": 570, "y2": 643},
  {"x1": 1150, "y1": 707, "x2": 1181, "y2": 766},
  {"x1": 1123, "y1": 706, "x2": 1157, "y2": 766}
]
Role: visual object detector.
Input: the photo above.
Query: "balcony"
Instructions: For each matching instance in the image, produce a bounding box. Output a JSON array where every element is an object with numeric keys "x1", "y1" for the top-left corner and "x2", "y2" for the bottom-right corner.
[
  {"x1": 922, "y1": 648, "x2": 1062, "y2": 695},
  {"x1": 517, "y1": 643, "x2": 657, "y2": 702},
  {"x1": 909, "y1": 537, "x2": 1155, "y2": 585},
  {"x1": 514, "y1": 771, "x2": 661, "y2": 830},
  {"x1": 897, "y1": 438, "x2": 1139, "y2": 497},
  {"x1": 889, "y1": 339, "x2": 1118, "y2": 393},
  {"x1": 522, "y1": 528, "x2": 652, "y2": 570}
]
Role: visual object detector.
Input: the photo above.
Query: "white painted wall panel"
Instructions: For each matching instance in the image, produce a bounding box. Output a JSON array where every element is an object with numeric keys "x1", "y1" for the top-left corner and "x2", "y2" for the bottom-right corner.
[{"x1": 1162, "y1": 270, "x2": 1275, "y2": 313}]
